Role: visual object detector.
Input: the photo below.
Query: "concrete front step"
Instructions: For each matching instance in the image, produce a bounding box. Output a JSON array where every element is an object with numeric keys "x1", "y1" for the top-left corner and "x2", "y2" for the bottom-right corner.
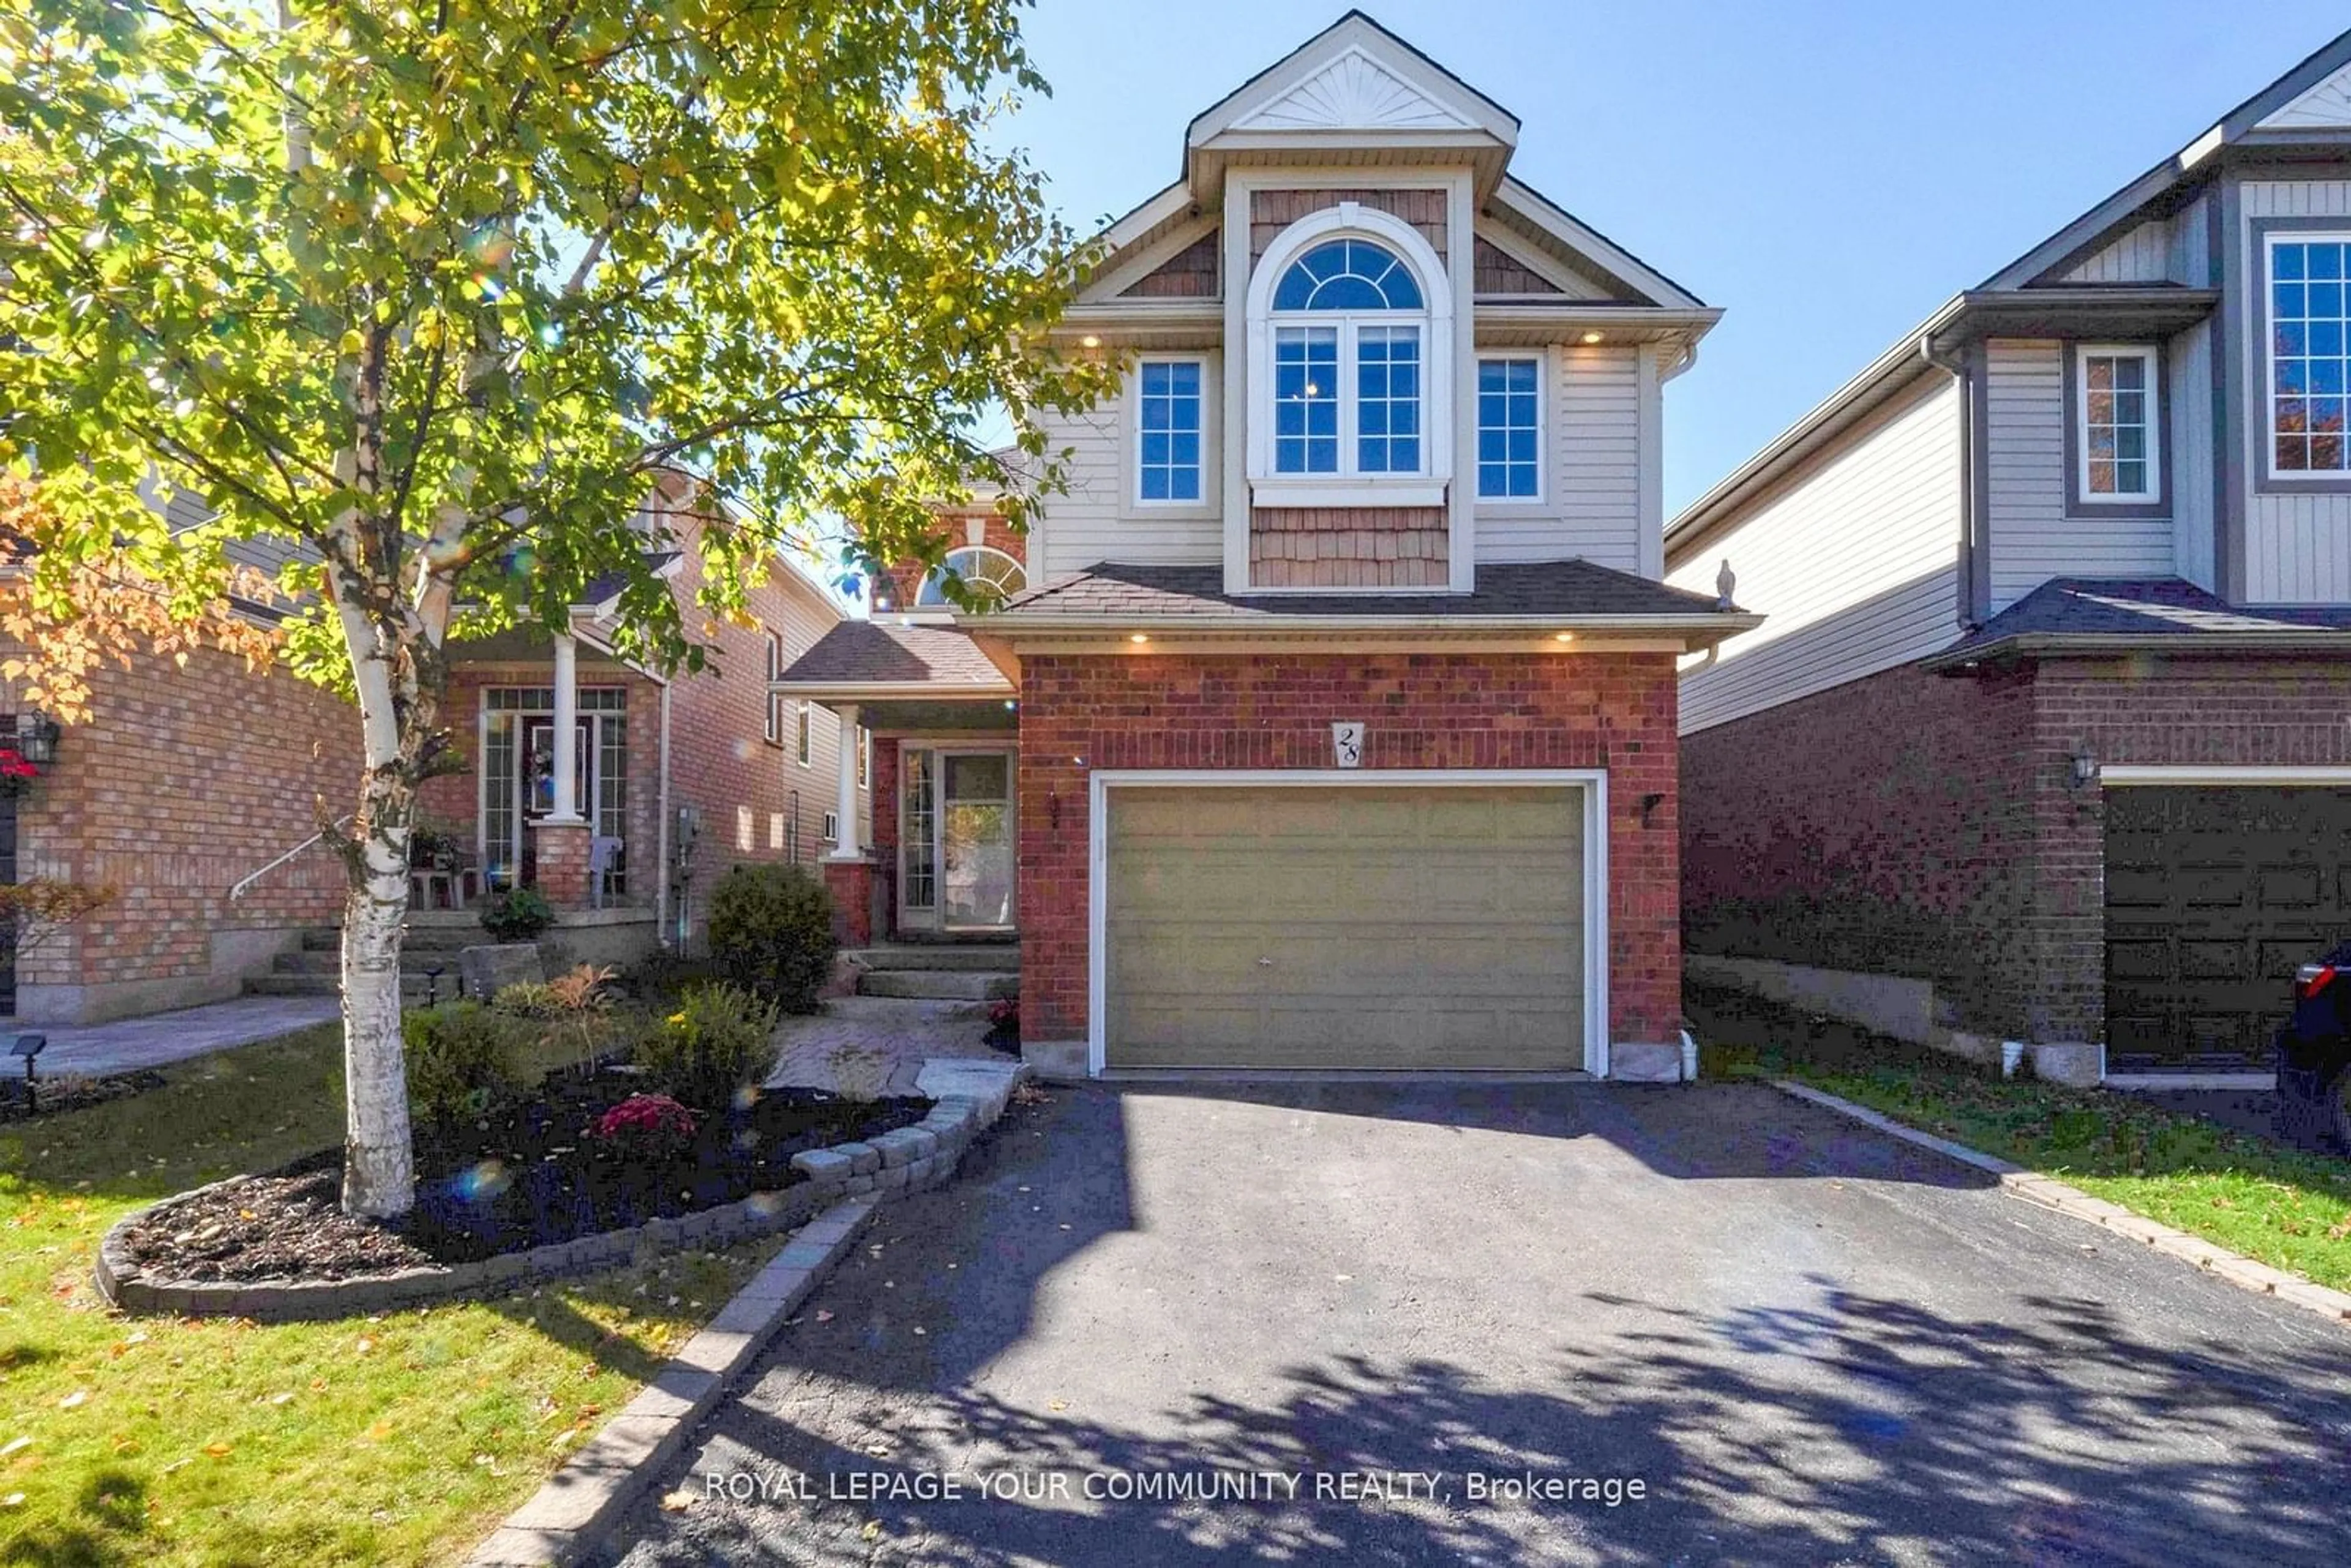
[
  {"x1": 849, "y1": 943, "x2": 1020, "y2": 973},
  {"x1": 300, "y1": 925, "x2": 489, "y2": 955},
  {"x1": 855, "y1": 969, "x2": 1017, "y2": 1002}
]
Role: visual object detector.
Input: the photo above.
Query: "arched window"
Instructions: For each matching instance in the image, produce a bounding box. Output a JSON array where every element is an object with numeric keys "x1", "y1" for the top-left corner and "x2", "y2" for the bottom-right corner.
[
  {"x1": 1247, "y1": 208, "x2": 1450, "y2": 498},
  {"x1": 915, "y1": 545, "x2": 1026, "y2": 609}
]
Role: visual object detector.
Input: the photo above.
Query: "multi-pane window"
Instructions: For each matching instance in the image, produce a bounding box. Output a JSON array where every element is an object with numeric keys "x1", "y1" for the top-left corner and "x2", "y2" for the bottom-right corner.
[
  {"x1": 1138, "y1": 361, "x2": 1203, "y2": 501},
  {"x1": 2077, "y1": 347, "x2": 2159, "y2": 501},
  {"x1": 1477, "y1": 358, "x2": 1542, "y2": 500},
  {"x1": 2271, "y1": 237, "x2": 2351, "y2": 475},
  {"x1": 1267, "y1": 236, "x2": 1425, "y2": 479},
  {"x1": 1355, "y1": 327, "x2": 1421, "y2": 473},
  {"x1": 1274, "y1": 328, "x2": 1339, "y2": 473},
  {"x1": 914, "y1": 546, "x2": 1026, "y2": 608}
]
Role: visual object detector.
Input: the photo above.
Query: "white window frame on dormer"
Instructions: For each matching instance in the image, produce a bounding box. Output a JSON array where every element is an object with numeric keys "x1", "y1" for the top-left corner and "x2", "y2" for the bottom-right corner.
[
  {"x1": 1245, "y1": 203, "x2": 1453, "y2": 510},
  {"x1": 2072, "y1": 343, "x2": 2162, "y2": 505}
]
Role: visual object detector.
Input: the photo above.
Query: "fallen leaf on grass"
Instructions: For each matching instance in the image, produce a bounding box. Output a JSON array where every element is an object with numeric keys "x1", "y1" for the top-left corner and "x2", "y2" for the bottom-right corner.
[
  {"x1": 1, "y1": 1438, "x2": 30, "y2": 1460},
  {"x1": 58, "y1": 1391, "x2": 88, "y2": 1410},
  {"x1": 203, "y1": 1442, "x2": 232, "y2": 1458},
  {"x1": 1, "y1": 1494, "x2": 22, "y2": 1509}
]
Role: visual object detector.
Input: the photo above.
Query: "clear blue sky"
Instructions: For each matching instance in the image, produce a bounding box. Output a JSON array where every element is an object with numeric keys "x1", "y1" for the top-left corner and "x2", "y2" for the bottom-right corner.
[{"x1": 997, "y1": 1, "x2": 2345, "y2": 516}]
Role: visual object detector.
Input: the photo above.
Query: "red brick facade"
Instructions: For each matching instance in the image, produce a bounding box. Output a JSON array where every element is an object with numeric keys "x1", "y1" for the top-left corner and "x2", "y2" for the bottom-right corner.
[
  {"x1": 1014, "y1": 649, "x2": 1684, "y2": 1047},
  {"x1": 1682, "y1": 653, "x2": 2351, "y2": 1043},
  {"x1": 874, "y1": 513, "x2": 1028, "y2": 613},
  {"x1": 4, "y1": 642, "x2": 362, "y2": 1022}
]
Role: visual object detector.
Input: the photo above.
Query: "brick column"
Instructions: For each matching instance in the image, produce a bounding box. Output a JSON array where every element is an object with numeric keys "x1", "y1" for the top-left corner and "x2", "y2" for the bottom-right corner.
[
  {"x1": 533, "y1": 820, "x2": 593, "y2": 909},
  {"x1": 823, "y1": 857, "x2": 876, "y2": 948}
]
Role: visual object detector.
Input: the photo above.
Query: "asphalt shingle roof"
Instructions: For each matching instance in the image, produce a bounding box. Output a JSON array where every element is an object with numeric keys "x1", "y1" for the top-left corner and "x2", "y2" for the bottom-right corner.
[
  {"x1": 1943, "y1": 577, "x2": 2351, "y2": 658},
  {"x1": 994, "y1": 559, "x2": 1736, "y2": 620},
  {"x1": 776, "y1": 620, "x2": 1007, "y2": 687}
]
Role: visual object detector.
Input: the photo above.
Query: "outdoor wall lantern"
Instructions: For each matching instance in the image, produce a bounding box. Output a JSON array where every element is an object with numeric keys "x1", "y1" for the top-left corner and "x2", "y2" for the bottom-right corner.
[
  {"x1": 2069, "y1": 752, "x2": 2099, "y2": 791},
  {"x1": 15, "y1": 712, "x2": 61, "y2": 768}
]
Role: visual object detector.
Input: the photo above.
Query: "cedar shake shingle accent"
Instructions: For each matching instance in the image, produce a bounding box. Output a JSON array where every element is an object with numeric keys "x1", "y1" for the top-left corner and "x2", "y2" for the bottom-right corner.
[
  {"x1": 1122, "y1": 232, "x2": 1221, "y2": 299},
  {"x1": 1248, "y1": 505, "x2": 1447, "y2": 588},
  {"x1": 1473, "y1": 237, "x2": 1563, "y2": 296},
  {"x1": 1250, "y1": 189, "x2": 1447, "y2": 266}
]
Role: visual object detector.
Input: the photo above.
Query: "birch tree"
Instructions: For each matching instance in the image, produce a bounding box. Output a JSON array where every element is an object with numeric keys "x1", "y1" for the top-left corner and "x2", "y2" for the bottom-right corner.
[{"x1": 0, "y1": 0, "x2": 1108, "y2": 1216}]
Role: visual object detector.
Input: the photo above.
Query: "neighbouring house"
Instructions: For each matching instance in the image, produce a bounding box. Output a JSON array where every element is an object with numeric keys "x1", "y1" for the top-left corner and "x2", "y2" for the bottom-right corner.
[
  {"x1": 2, "y1": 468, "x2": 869, "y2": 1024},
  {"x1": 1668, "y1": 28, "x2": 2351, "y2": 1081},
  {"x1": 776, "y1": 12, "x2": 1756, "y2": 1081}
]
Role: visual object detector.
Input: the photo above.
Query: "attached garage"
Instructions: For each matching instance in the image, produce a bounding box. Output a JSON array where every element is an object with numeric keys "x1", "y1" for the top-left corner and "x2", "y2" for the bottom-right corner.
[
  {"x1": 1094, "y1": 775, "x2": 1603, "y2": 1074},
  {"x1": 2104, "y1": 784, "x2": 2351, "y2": 1068}
]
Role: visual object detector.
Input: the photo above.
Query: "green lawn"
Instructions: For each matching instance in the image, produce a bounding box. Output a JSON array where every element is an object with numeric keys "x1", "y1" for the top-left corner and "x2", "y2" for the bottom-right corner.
[
  {"x1": 0, "y1": 1025, "x2": 793, "y2": 1567},
  {"x1": 1691, "y1": 986, "x2": 2351, "y2": 1294}
]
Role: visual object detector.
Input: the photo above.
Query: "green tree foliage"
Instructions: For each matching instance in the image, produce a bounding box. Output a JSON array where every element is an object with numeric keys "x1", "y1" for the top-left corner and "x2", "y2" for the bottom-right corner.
[{"x1": 0, "y1": 0, "x2": 1112, "y2": 1214}]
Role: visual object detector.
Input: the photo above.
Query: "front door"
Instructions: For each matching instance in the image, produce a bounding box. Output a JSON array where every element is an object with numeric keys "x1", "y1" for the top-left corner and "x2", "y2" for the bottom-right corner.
[
  {"x1": 481, "y1": 688, "x2": 628, "y2": 893},
  {"x1": 898, "y1": 747, "x2": 1015, "y2": 932}
]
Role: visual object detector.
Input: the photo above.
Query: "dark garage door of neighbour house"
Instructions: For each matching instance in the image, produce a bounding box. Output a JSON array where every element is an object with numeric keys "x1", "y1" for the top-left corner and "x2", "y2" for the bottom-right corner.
[{"x1": 2104, "y1": 787, "x2": 2351, "y2": 1069}]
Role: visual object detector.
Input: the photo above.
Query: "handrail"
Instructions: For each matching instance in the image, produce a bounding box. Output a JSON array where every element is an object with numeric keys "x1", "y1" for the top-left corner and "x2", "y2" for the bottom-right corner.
[{"x1": 228, "y1": 814, "x2": 353, "y2": 902}]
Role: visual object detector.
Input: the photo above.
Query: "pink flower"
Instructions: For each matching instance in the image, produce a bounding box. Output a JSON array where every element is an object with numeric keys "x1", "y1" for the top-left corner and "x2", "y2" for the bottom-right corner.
[{"x1": 591, "y1": 1093, "x2": 697, "y2": 1142}]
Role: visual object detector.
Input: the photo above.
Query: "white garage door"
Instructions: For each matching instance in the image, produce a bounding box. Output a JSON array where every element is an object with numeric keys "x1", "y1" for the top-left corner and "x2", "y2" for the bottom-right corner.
[{"x1": 1104, "y1": 784, "x2": 1586, "y2": 1070}]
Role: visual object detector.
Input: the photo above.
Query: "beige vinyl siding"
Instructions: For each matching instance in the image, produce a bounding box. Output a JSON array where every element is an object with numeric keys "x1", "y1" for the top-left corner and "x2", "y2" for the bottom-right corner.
[
  {"x1": 1984, "y1": 339, "x2": 2173, "y2": 610},
  {"x1": 1478, "y1": 343, "x2": 1641, "y2": 574},
  {"x1": 2241, "y1": 180, "x2": 2351, "y2": 602},
  {"x1": 1668, "y1": 375, "x2": 1961, "y2": 735},
  {"x1": 2170, "y1": 319, "x2": 2217, "y2": 589},
  {"x1": 1029, "y1": 400, "x2": 1221, "y2": 578}
]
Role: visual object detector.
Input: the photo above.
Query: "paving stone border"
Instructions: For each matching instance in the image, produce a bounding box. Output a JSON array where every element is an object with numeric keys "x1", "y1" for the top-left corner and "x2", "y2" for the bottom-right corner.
[
  {"x1": 465, "y1": 1196, "x2": 878, "y2": 1568},
  {"x1": 92, "y1": 1059, "x2": 1029, "y2": 1322},
  {"x1": 1774, "y1": 1078, "x2": 2351, "y2": 1331}
]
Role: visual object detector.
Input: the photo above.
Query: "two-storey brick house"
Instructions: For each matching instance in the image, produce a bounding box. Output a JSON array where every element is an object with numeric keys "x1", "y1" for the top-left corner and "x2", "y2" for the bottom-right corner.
[
  {"x1": 778, "y1": 13, "x2": 1756, "y2": 1081},
  {"x1": 1670, "y1": 29, "x2": 2351, "y2": 1079},
  {"x1": 4, "y1": 467, "x2": 868, "y2": 1024}
]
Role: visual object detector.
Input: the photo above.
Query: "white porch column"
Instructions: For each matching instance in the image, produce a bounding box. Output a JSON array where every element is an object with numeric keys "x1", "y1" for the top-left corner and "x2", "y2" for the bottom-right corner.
[
  {"x1": 547, "y1": 631, "x2": 583, "y2": 823},
  {"x1": 829, "y1": 703, "x2": 862, "y2": 858}
]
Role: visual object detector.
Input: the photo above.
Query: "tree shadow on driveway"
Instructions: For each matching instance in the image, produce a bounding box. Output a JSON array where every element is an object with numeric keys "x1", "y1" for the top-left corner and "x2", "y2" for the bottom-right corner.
[{"x1": 600, "y1": 1086, "x2": 2351, "y2": 1566}]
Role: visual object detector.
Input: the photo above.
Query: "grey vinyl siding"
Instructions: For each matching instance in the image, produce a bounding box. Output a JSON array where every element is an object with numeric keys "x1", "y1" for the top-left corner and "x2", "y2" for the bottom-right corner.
[
  {"x1": 1030, "y1": 401, "x2": 1221, "y2": 577},
  {"x1": 1983, "y1": 339, "x2": 2173, "y2": 610},
  {"x1": 1475, "y1": 343, "x2": 1641, "y2": 574},
  {"x1": 2169, "y1": 318, "x2": 2217, "y2": 590},
  {"x1": 2054, "y1": 192, "x2": 2213, "y2": 286},
  {"x1": 2240, "y1": 179, "x2": 2351, "y2": 601},
  {"x1": 1668, "y1": 375, "x2": 1962, "y2": 735}
]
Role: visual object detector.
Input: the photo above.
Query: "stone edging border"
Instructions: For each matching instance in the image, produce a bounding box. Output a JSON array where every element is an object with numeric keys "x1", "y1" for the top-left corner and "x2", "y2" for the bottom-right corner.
[
  {"x1": 92, "y1": 1068, "x2": 1024, "y2": 1322},
  {"x1": 1772, "y1": 1079, "x2": 2351, "y2": 1330},
  {"x1": 463, "y1": 1194, "x2": 879, "y2": 1568}
]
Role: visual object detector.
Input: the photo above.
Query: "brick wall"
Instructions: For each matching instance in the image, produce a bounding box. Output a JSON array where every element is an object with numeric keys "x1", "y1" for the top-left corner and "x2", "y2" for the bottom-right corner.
[
  {"x1": 1682, "y1": 653, "x2": 2351, "y2": 1043},
  {"x1": 1015, "y1": 649, "x2": 1682, "y2": 1048},
  {"x1": 5, "y1": 640, "x2": 362, "y2": 1021},
  {"x1": 875, "y1": 513, "x2": 1027, "y2": 613}
]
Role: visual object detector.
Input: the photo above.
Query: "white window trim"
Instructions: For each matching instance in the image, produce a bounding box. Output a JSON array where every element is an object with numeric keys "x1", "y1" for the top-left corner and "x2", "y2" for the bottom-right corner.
[
  {"x1": 1243, "y1": 204, "x2": 1454, "y2": 505},
  {"x1": 763, "y1": 631, "x2": 786, "y2": 746},
  {"x1": 821, "y1": 809, "x2": 839, "y2": 843},
  {"x1": 1130, "y1": 354, "x2": 1213, "y2": 512},
  {"x1": 2263, "y1": 231, "x2": 2351, "y2": 482},
  {"x1": 2074, "y1": 342, "x2": 2162, "y2": 505},
  {"x1": 795, "y1": 700, "x2": 812, "y2": 768},
  {"x1": 857, "y1": 726, "x2": 871, "y2": 790},
  {"x1": 1474, "y1": 350, "x2": 1548, "y2": 509},
  {"x1": 1084, "y1": 770, "x2": 1608, "y2": 1080},
  {"x1": 913, "y1": 545, "x2": 1026, "y2": 610}
]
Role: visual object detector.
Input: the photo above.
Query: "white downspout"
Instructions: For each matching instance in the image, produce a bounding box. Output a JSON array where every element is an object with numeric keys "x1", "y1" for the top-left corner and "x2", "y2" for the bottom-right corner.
[{"x1": 655, "y1": 680, "x2": 672, "y2": 948}]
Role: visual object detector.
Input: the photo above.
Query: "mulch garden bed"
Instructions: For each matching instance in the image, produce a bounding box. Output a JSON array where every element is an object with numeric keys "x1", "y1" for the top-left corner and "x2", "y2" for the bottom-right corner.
[{"x1": 116, "y1": 1070, "x2": 926, "y2": 1282}]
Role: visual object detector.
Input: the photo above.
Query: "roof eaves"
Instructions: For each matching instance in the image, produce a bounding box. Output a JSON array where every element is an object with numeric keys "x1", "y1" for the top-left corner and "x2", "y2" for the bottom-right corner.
[
  {"x1": 1492, "y1": 176, "x2": 1706, "y2": 310},
  {"x1": 1665, "y1": 296, "x2": 1965, "y2": 557},
  {"x1": 1924, "y1": 628, "x2": 2351, "y2": 671}
]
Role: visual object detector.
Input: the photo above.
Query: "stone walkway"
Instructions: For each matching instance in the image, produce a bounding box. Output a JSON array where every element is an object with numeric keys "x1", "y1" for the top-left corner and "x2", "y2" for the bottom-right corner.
[
  {"x1": 23, "y1": 995, "x2": 341, "y2": 1079},
  {"x1": 766, "y1": 994, "x2": 1013, "y2": 1097}
]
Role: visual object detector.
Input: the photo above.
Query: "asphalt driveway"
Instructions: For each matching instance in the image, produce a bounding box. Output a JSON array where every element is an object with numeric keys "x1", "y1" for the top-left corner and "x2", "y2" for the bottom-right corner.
[{"x1": 601, "y1": 1081, "x2": 2351, "y2": 1567}]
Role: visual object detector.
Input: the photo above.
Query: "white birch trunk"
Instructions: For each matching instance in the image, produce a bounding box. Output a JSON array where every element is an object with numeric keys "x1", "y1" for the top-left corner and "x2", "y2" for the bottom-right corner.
[{"x1": 339, "y1": 703, "x2": 416, "y2": 1217}]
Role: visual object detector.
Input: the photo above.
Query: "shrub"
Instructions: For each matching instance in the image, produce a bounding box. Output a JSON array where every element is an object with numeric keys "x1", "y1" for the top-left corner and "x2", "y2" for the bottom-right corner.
[
  {"x1": 707, "y1": 863, "x2": 838, "y2": 1013},
  {"x1": 491, "y1": 980, "x2": 563, "y2": 1019},
  {"x1": 589, "y1": 1092, "x2": 699, "y2": 1157},
  {"x1": 636, "y1": 982, "x2": 782, "y2": 1110},
  {"x1": 478, "y1": 886, "x2": 555, "y2": 941},
  {"x1": 403, "y1": 1002, "x2": 525, "y2": 1125}
]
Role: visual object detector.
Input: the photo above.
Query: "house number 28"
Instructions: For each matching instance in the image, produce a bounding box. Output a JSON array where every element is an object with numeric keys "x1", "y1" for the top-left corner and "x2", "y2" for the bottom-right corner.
[{"x1": 1331, "y1": 721, "x2": 1365, "y2": 768}]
